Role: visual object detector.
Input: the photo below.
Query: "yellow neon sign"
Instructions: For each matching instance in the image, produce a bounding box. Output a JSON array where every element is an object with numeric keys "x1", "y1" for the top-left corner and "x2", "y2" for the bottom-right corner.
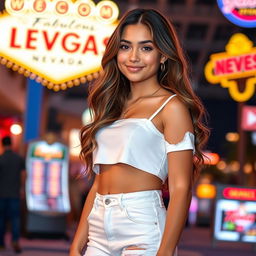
[{"x1": 205, "y1": 33, "x2": 256, "y2": 102}]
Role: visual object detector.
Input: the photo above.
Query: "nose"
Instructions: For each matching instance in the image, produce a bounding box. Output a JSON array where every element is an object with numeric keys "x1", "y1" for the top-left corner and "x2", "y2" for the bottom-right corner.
[{"x1": 129, "y1": 48, "x2": 139, "y2": 62}]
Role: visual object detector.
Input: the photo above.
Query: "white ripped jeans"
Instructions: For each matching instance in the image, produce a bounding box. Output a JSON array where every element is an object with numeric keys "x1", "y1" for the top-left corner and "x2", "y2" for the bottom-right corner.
[{"x1": 84, "y1": 190, "x2": 178, "y2": 256}]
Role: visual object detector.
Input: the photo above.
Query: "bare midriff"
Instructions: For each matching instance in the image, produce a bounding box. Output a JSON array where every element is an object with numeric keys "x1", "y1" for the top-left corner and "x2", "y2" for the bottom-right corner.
[{"x1": 97, "y1": 163, "x2": 163, "y2": 195}]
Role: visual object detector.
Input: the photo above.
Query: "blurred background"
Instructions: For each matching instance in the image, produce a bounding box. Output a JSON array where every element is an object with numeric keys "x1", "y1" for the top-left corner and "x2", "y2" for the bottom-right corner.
[{"x1": 0, "y1": 0, "x2": 255, "y2": 255}]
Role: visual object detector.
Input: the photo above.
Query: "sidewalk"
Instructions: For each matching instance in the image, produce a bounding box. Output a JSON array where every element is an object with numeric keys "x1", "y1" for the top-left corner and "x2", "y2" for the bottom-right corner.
[
  {"x1": 0, "y1": 236, "x2": 69, "y2": 256},
  {"x1": 179, "y1": 227, "x2": 255, "y2": 256},
  {"x1": 0, "y1": 226, "x2": 255, "y2": 256}
]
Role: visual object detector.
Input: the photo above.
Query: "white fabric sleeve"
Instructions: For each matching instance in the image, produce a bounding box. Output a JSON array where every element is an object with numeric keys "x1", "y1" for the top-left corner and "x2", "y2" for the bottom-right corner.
[{"x1": 165, "y1": 131, "x2": 195, "y2": 154}]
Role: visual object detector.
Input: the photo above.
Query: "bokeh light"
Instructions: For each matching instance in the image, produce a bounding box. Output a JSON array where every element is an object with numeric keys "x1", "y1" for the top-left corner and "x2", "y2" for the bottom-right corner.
[{"x1": 10, "y1": 123, "x2": 22, "y2": 135}]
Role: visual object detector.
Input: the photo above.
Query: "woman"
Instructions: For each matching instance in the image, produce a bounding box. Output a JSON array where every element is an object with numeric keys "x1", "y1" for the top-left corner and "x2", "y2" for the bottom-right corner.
[{"x1": 70, "y1": 8, "x2": 209, "y2": 256}]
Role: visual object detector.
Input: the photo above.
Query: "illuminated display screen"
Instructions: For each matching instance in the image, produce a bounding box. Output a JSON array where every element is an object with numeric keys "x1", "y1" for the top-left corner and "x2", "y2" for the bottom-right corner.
[
  {"x1": 214, "y1": 185, "x2": 256, "y2": 243},
  {"x1": 26, "y1": 141, "x2": 70, "y2": 213}
]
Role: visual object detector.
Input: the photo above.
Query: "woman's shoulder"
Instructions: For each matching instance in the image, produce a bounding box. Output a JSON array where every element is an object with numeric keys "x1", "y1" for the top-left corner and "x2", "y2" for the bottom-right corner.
[
  {"x1": 160, "y1": 91, "x2": 187, "y2": 113},
  {"x1": 160, "y1": 92, "x2": 193, "y2": 129},
  {"x1": 153, "y1": 89, "x2": 186, "y2": 114}
]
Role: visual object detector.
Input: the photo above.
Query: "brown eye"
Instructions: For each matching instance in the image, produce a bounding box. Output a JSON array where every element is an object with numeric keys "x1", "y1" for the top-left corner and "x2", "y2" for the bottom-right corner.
[
  {"x1": 120, "y1": 44, "x2": 129, "y2": 50},
  {"x1": 142, "y1": 46, "x2": 153, "y2": 51}
]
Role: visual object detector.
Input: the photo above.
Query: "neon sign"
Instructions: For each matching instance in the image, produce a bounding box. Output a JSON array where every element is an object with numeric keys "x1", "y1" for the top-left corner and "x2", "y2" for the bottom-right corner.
[
  {"x1": 223, "y1": 187, "x2": 256, "y2": 201},
  {"x1": 5, "y1": 0, "x2": 119, "y2": 23},
  {"x1": 0, "y1": 0, "x2": 119, "y2": 91},
  {"x1": 204, "y1": 33, "x2": 256, "y2": 102},
  {"x1": 217, "y1": 0, "x2": 256, "y2": 28}
]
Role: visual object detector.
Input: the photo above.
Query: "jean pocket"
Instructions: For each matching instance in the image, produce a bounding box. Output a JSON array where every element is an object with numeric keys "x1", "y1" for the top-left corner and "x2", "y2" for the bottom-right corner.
[
  {"x1": 124, "y1": 205, "x2": 158, "y2": 225},
  {"x1": 87, "y1": 205, "x2": 96, "y2": 221}
]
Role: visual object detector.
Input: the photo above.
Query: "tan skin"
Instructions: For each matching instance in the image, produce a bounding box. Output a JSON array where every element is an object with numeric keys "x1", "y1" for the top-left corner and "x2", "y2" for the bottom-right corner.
[
  {"x1": 70, "y1": 24, "x2": 193, "y2": 256},
  {"x1": 98, "y1": 95, "x2": 169, "y2": 194}
]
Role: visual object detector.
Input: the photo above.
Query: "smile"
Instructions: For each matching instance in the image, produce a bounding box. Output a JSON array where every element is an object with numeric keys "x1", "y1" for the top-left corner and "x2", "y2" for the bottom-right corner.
[{"x1": 125, "y1": 65, "x2": 144, "y2": 72}]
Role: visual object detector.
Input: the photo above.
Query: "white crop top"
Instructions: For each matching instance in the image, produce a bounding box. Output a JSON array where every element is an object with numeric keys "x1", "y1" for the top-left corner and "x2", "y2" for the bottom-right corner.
[{"x1": 92, "y1": 94, "x2": 195, "y2": 183}]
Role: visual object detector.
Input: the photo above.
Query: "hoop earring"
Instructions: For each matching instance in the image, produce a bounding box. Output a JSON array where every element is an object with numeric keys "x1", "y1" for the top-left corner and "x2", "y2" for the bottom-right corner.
[{"x1": 160, "y1": 62, "x2": 165, "y2": 72}]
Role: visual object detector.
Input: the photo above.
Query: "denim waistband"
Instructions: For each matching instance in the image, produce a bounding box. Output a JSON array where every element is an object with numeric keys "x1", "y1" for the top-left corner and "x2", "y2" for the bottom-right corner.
[{"x1": 95, "y1": 190, "x2": 164, "y2": 209}]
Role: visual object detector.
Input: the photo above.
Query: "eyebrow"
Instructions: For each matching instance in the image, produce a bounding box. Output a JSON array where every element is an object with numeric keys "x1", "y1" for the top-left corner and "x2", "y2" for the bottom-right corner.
[{"x1": 120, "y1": 39, "x2": 153, "y2": 44}]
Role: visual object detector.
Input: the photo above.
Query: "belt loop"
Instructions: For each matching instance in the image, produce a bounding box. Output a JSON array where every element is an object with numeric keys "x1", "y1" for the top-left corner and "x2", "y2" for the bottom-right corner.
[
  {"x1": 155, "y1": 190, "x2": 163, "y2": 207},
  {"x1": 95, "y1": 194, "x2": 99, "y2": 209},
  {"x1": 118, "y1": 193, "x2": 124, "y2": 211}
]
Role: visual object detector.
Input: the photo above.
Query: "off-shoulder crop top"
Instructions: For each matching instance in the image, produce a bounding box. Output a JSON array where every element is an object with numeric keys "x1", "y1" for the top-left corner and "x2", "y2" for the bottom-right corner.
[{"x1": 92, "y1": 94, "x2": 195, "y2": 183}]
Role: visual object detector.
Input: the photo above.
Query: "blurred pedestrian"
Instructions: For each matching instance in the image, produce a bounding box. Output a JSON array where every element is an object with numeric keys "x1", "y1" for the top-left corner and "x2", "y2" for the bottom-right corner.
[
  {"x1": 70, "y1": 8, "x2": 209, "y2": 256},
  {"x1": 0, "y1": 136, "x2": 26, "y2": 253}
]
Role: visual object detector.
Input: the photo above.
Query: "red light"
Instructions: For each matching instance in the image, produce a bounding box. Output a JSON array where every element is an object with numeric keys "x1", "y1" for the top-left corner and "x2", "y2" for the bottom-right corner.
[
  {"x1": 223, "y1": 187, "x2": 256, "y2": 201},
  {"x1": 0, "y1": 117, "x2": 18, "y2": 138}
]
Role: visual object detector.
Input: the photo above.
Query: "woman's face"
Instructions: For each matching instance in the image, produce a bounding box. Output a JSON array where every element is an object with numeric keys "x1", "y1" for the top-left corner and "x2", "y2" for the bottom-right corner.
[{"x1": 117, "y1": 23, "x2": 163, "y2": 84}]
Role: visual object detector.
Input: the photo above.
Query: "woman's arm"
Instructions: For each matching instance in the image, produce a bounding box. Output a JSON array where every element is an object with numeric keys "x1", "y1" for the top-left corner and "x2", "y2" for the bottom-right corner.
[
  {"x1": 157, "y1": 97, "x2": 194, "y2": 256},
  {"x1": 69, "y1": 174, "x2": 99, "y2": 256}
]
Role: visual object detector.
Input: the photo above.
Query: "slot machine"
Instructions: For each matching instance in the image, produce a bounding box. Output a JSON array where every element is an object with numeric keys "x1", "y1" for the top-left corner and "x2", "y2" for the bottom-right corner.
[
  {"x1": 213, "y1": 185, "x2": 256, "y2": 244},
  {"x1": 26, "y1": 140, "x2": 70, "y2": 236}
]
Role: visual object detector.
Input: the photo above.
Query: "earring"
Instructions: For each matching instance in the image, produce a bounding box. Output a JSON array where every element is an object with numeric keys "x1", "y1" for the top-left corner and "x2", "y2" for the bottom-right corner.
[{"x1": 160, "y1": 62, "x2": 165, "y2": 72}]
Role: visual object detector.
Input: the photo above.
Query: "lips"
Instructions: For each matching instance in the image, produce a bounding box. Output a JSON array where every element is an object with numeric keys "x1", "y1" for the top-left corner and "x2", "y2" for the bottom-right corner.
[{"x1": 125, "y1": 65, "x2": 144, "y2": 72}]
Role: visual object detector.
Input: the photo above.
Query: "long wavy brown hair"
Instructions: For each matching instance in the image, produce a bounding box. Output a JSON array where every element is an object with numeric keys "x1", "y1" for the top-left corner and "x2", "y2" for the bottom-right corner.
[{"x1": 80, "y1": 8, "x2": 209, "y2": 181}]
